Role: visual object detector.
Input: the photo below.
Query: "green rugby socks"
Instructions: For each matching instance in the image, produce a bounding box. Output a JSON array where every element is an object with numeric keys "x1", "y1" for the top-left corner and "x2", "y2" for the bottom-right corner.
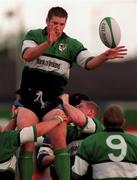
[
  {"x1": 18, "y1": 151, "x2": 33, "y2": 180},
  {"x1": 54, "y1": 148, "x2": 70, "y2": 180}
]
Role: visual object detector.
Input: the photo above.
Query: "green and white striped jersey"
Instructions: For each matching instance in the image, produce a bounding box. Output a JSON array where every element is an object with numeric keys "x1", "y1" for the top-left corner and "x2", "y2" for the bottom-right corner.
[
  {"x1": 21, "y1": 27, "x2": 93, "y2": 90},
  {"x1": 0, "y1": 126, "x2": 37, "y2": 172},
  {"x1": 0, "y1": 130, "x2": 20, "y2": 163},
  {"x1": 67, "y1": 117, "x2": 104, "y2": 165},
  {"x1": 0, "y1": 130, "x2": 20, "y2": 172},
  {"x1": 72, "y1": 128, "x2": 137, "y2": 179}
]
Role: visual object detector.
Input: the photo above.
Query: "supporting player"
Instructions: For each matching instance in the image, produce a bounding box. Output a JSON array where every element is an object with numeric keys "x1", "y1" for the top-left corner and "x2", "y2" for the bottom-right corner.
[{"x1": 72, "y1": 104, "x2": 137, "y2": 179}]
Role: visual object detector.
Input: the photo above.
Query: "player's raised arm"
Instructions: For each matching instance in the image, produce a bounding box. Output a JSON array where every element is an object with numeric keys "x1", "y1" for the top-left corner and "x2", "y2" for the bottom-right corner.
[
  {"x1": 86, "y1": 46, "x2": 127, "y2": 70},
  {"x1": 60, "y1": 94, "x2": 89, "y2": 127}
]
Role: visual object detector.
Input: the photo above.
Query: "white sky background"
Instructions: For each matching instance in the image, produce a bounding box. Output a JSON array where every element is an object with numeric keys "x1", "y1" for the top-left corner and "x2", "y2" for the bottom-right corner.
[{"x1": 0, "y1": 0, "x2": 136, "y2": 60}]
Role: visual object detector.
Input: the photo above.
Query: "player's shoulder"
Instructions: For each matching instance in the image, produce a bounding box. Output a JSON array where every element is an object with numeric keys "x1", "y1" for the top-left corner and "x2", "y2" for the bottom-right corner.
[
  {"x1": 0, "y1": 129, "x2": 20, "y2": 140},
  {"x1": 124, "y1": 131, "x2": 137, "y2": 141},
  {"x1": 64, "y1": 33, "x2": 83, "y2": 46},
  {"x1": 83, "y1": 130, "x2": 104, "y2": 143},
  {"x1": 24, "y1": 28, "x2": 44, "y2": 41},
  {"x1": 27, "y1": 28, "x2": 43, "y2": 35},
  {"x1": 23, "y1": 28, "x2": 42, "y2": 39},
  {"x1": 93, "y1": 119, "x2": 104, "y2": 132}
]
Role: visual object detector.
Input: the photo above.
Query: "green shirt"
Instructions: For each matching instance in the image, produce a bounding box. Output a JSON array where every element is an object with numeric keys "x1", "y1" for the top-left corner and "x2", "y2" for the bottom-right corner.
[
  {"x1": 0, "y1": 130, "x2": 20, "y2": 162},
  {"x1": 72, "y1": 128, "x2": 137, "y2": 179},
  {"x1": 21, "y1": 27, "x2": 93, "y2": 90},
  {"x1": 67, "y1": 117, "x2": 104, "y2": 165}
]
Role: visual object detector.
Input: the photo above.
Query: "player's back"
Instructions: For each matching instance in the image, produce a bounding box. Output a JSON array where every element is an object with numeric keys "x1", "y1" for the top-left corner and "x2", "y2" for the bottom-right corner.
[{"x1": 79, "y1": 129, "x2": 137, "y2": 179}]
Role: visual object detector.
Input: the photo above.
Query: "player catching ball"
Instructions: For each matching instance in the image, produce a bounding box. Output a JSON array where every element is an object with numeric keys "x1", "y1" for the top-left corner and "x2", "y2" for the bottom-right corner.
[{"x1": 17, "y1": 6, "x2": 127, "y2": 180}]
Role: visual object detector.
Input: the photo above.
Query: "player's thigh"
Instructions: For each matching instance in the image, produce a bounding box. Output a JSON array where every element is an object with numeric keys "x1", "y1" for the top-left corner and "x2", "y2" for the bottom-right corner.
[
  {"x1": 42, "y1": 109, "x2": 68, "y2": 149},
  {"x1": 48, "y1": 121, "x2": 68, "y2": 149},
  {"x1": 17, "y1": 107, "x2": 39, "y2": 129}
]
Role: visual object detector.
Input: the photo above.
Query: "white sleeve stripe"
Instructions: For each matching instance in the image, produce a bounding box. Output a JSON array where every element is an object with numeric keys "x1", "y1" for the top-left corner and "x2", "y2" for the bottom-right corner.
[
  {"x1": 76, "y1": 50, "x2": 94, "y2": 68},
  {"x1": 20, "y1": 127, "x2": 34, "y2": 144},
  {"x1": 22, "y1": 40, "x2": 37, "y2": 53},
  {"x1": 72, "y1": 156, "x2": 89, "y2": 176},
  {"x1": 82, "y1": 116, "x2": 96, "y2": 133}
]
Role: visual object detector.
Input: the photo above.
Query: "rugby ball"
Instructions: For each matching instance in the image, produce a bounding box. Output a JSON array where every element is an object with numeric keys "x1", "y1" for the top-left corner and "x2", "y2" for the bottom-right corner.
[{"x1": 99, "y1": 17, "x2": 121, "y2": 48}]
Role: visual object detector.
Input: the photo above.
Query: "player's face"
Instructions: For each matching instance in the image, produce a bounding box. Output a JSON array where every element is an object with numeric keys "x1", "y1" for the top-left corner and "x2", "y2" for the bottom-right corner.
[{"x1": 46, "y1": 16, "x2": 67, "y2": 36}]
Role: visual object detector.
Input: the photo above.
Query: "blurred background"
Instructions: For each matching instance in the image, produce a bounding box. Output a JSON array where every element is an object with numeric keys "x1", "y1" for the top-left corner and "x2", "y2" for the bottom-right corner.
[{"x1": 0, "y1": 0, "x2": 137, "y2": 133}]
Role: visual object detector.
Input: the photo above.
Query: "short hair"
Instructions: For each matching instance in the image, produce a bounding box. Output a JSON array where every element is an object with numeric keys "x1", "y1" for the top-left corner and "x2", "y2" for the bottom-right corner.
[
  {"x1": 103, "y1": 104, "x2": 125, "y2": 128},
  {"x1": 47, "y1": 6, "x2": 68, "y2": 20},
  {"x1": 69, "y1": 93, "x2": 89, "y2": 106},
  {"x1": 80, "y1": 101, "x2": 100, "y2": 117}
]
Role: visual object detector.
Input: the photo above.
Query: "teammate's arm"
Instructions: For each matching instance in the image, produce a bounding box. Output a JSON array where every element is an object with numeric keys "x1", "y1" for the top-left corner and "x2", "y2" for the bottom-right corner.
[
  {"x1": 60, "y1": 94, "x2": 96, "y2": 133},
  {"x1": 60, "y1": 94, "x2": 90, "y2": 127},
  {"x1": 20, "y1": 109, "x2": 68, "y2": 144}
]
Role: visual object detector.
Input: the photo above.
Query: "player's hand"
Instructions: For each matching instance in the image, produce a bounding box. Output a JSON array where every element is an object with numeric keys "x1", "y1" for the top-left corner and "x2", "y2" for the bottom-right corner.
[
  {"x1": 47, "y1": 25, "x2": 61, "y2": 45},
  {"x1": 104, "y1": 46, "x2": 127, "y2": 60},
  {"x1": 54, "y1": 110, "x2": 70, "y2": 124},
  {"x1": 59, "y1": 93, "x2": 69, "y2": 104},
  {"x1": 45, "y1": 108, "x2": 70, "y2": 124},
  {"x1": 61, "y1": 112, "x2": 70, "y2": 123}
]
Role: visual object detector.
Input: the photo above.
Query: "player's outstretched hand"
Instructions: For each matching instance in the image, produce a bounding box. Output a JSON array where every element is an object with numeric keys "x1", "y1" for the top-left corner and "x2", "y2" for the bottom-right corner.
[{"x1": 104, "y1": 46, "x2": 127, "y2": 60}]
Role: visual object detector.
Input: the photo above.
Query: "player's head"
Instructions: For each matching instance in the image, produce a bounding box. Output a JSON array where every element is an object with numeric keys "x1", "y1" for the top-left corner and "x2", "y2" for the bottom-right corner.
[
  {"x1": 76, "y1": 101, "x2": 99, "y2": 119},
  {"x1": 46, "y1": 7, "x2": 68, "y2": 37},
  {"x1": 102, "y1": 104, "x2": 125, "y2": 128},
  {"x1": 69, "y1": 93, "x2": 89, "y2": 106}
]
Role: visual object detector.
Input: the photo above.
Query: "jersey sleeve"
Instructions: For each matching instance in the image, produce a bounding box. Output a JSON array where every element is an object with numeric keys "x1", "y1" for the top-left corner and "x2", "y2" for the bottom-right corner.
[
  {"x1": 94, "y1": 118, "x2": 104, "y2": 132},
  {"x1": 22, "y1": 30, "x2": 38, "y2": 54},
  {"x1": 72, "y1": 139, "x2": 90, "y2": 178},
  {"x1": 81, "y1": 116, "x2": 96, "y2": 133},
  {"x1": 69, "y1": 38, "x2": 94, "y2": 69},
  {"x1": 20, "y1": 125, "x2": 37, "y2": 144},
  {"x1": 0, "y1": 130, "x2": 20, "y2": 162}
]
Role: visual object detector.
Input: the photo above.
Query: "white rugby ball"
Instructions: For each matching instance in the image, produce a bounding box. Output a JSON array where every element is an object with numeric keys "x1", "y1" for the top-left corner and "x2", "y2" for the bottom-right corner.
[{"x1": 99, "y1": 17, "x2": 121, "y2": 48}]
